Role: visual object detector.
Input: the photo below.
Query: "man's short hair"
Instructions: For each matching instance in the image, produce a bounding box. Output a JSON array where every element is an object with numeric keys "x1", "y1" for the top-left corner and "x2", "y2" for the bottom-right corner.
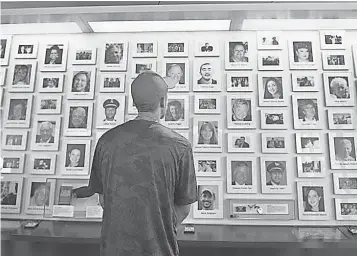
[
  {"x1": 232, "y1": 99, "x2": 249, "y2": 111},
  {"x1": 49, "y1": 44, "x2": 60, "y2": 53},
  {"x1": 199, "y1": 63, "x2": 211, "y2": 72},
  {"x1": 168, "y1": 100, "x2": 181, "y2": 109},
  {"x1": 39, "y1": 121, "x2": 53, "y2": 131}
]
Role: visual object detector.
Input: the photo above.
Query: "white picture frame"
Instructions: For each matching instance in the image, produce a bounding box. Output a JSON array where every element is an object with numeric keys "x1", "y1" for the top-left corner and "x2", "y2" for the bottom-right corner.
[
  {"x1": 328, "y1": 108, "x2": 355, "y2": 130},
  {"x1": 162, "y1": 58, "x2": 189, "y2": 92},
  {"x1": 296, "y1": 156, "x2": 325, "y2": 178},
  {"x1": 333, "y1": 173, "x2": 357, "y2": 195},
  {"x1": 288, "y1": 40, "x2": 318, "y2": 70},
  {"x1": 261, "y1": 133, "x2": 288, "y2": 154},
  {"x1": 0, "y1": 88, "x2": 3, "y2": 106},
  {"x1": 291, "y1": 71, "x2": 321, "y2": 92},
  {"x1": 1, "y1": 177, "x2": 23, "y2": 214},
  {"x1": 296, "y1": 132, "x2": 323, "y2": 154},
  {"x1": 256, "y1": 31, "x2": 283, "y2": 50},
  {"x1": 1, "y1": 153, "x2": 25, "y2": 174},
  {"x1": 258, "y1": 72, "x2": 288, "y2": 107},
  {"x1": 257, "y1": 51, "x2": 284, "y2": 71},
  {"x1": 193, "y1": 58, "x2": 222, "y2": 92},
  {"x1": 194, "y1": 94, "x2": 221, "y2": 114},
  {"x1": 131, "y1": 58, "x2": 157, "y2": 78},
  {"x1": 292, "y1": 95, "x2": 323, "y2": 130},
  {"x1": 227, "y1": 94, "x2": 256, "y2": 129},
  {"x1": 62, "y1": 139, "x2": 91, "y2": 175},
  {"x1": 329, "y1": 133, "x2": 357, "y2": 170},
  {"x1": 260, "y1": 157, "x2": 292, "y2": 194},
  {"x1": 127, "y1": 82, "x2": 138, "y2": 115},
  {"x1": 353, "y1": 45, "x2": 357, "y2": 76},
  {"x1": 14, "y1": 41, "x2": 39, "y2": 59},
  {"x1": 227, "y1": 156, "x2": 257, "y2": 194},
  {"x1": 30, "y1": 154, "x2": 57, "y2": 175},
  {"x1": 225, "y1": 38, "x2": 255, "y2": 70},
  {"x1": 322, "y1": 50, "x2": 349, "y2": 70},
  {"x1": 25, "y1": 178, "x2": 55, "y2": 215},
  {"x1": 64, "y1": 102, "x2": 93, "y2": 137},
  {"x1": 193, "y1": 116, "x2": 222, "y2": 153},
  {"x1": 36, "y1": 95, "x2": 62, "y2": 115},
  {"x1": 227, "y1": 132, "x2": 256, "y2": 153},
  {"x1": 96, "y1": 94, "x2": 125, "y2": 129},
  {"x1": 260, "y1": 109, "x2": 288, "y2": 130},
  {"x1": 335, "y1": 198, "x2": 357, "y2": 220},
  {"x1": 0, "y1": 35, "x2": 12, "y2": 66},
  {"x1": 297, "y1": 181, "x2": 329, "y2": 220},
  {"x1": 194, "y1": 40, "x2": 220, "y2": 57},
  {"x1": 132, "y1": 41, "x2": 158, "y2": 58},
  {"x1": 2, "y1": 130, "x2": 28, "y2": 151},
  {"x1": 31, "y1": 116, "x2": 61, "y2": 151},
  {"x1": 67, "y1": 66, "x2": 96, "y2": 100},
  {"x1": 38, "y1": 73, "x2": 64, "y2": 93},
  {"x1": 162, "y1": 94, "x2": 189, "y2": 129},
  {"x1": 323, "y1": 72, "x2": 354, "y2": 107},
  {"x1": 319, "y1": 30, "x2": 345, "y2": 50},
  {"x1": 193, "y1": 180, "x2": 223, "y2": 219},
  {"x1": 0, "y1": 68, "x2": 7, "y2": 86},
  {"x1": 8, "y1": 60, "x2": 37, "y2": 92},
  {"x1": 226, "y1": 72, "x2": 254, "y2": 92},
  {"x1": 100, "y1": 41, "x2": 128, "y2": 71},
  {"x1": 194, "y1": 155, "x2": 221, "y2": 177},
  {"x1": 40, "y1": 42, "x2": 68, "y2": 72},
  {"x1": 98, "y1": 73, "x2": 125, "y2": 93},
  {"x1": 72, "y1": 47, "x2": 97, "y2": 65},
  {"x1": 163, "y1": 40, "x2": 188, "y2": 57}
]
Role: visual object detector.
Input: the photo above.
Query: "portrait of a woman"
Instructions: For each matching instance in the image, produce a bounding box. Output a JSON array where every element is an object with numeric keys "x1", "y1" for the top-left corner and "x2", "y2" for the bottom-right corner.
[
  {"x1": 198, "y1": 121, "x2": 218, "y2": 145},
  {"x1": 29, "y1": 182, "x2": 50, "y2": 207},
  {"x1": 72, "y1": 71, "x2": 90, "y2": 92},
  {"x1": 303, "y1": 186, "x2": 325, "y2": 212},
  {"x1": 263, "y1": 77, "x2": 283, "y2": 99}
]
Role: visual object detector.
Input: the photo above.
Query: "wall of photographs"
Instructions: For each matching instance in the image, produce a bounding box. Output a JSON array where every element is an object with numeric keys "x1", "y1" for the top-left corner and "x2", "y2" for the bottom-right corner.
[{"x1": 1, "y1": 30, "x2": 357, "y2": 225}]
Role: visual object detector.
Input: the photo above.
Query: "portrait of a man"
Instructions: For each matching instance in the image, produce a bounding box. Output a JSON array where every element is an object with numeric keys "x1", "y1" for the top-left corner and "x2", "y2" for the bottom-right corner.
[
  {"x1": 68, "y1": 106, "x2": 88, "y2": 129},
  {"x1": 104, "y1": 43, "x2": 123, "y2": 64},
  {"x1": 328, "y1": 76, "x2": 350, "y2": 99},
  {"x1": 229, "y1": 42, "x2": 249, "y2": 63},
  {"x1": 266, "y1": 161, "x2": 286, "y2": 186},
  {"x1": 334, "y1": 137, "x2": 356, "y2": 161},
  {"x1": 35, "y1": 121, "x2": 55, "y2": 143},
  {"x1": 197, "y1": 63, "x2": 217, "y2": 84},
  {"x1": 165, "y1": 100, "x2": 184, "y2": 121},
  {"x1": 231, "y1": 99, "x2": 252, "y2": 122},
  {"x1": 166, "y1": 63, "x2": 185, "y2": 86},
  {"x1": 12, "y1": 65, "x2": 31, "y2": 85},
  {"x1": 29, "y1": 182, "x2": 50, "y2": 206},
  {"x1": 1, "y1": 181, "x2": 18, "y2": 205},
  {"x1": 44, "y1": 44, "x2": 63, "y2": 65},
  {"x1": 8, "y1": 99, "x2": 27, "y2": 120},
  {"x1": 65, "y1": 144, "x2": 85, "y2": 168},
  {"x1": 103, "y1": 99, "x2": 120, "y2": 122},
  {"x1": 198, "y1": 186, "x2": 216, "y2": 210},
  {"x1": 293, "y1": 41, "x2": 313, "y2": 63},
  {"x1": 231, "y1": 161, "x2": 252, "y2": 186}
]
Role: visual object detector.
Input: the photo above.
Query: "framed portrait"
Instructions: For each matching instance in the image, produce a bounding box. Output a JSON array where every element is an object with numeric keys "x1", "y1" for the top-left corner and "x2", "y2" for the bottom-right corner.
[
  {"x1": 194, "y1": 40, "x2": 220, "y2": 57},
  {"x1": 260, "y1": 109, "x2": 288, "y2": 130},
  {"x1": 288, "y1": 40, "x2": 318, "y2": 70},
  {"x1": 296, "y1": 156, "x2": 325, "y2": 178},
  {"x1": 261, "y1": 133, "x2": 288, "y2": 154},
  {"x1": 227, "y1": 156, "x2": 257, "y2": 194},
  {"x1": 257, "y1": 31, "x2": 283, "y2": 50},
  {"x1": 225, "y1": 38, "x2": 254, "y2": 70},
  {"x1": 99, "y1": 73, "x2": 125, "y2": 93},
  {"x1": 353, "y1": 45, "x2": 357, "y2": 76},
  {"x1": 0, "y1": 68, "x2": 7, "y2": 86},
  {"x1": 194, "y1": 94, "x2": 221, "y2": 114},
  {"x1": 40, "y1": 42, "x2": 68, "y2": 71},
  {"x1": 258, "y1": 72, "x2": 288, "y2": 107},
  {"x1": 1, "y1": 177, "x2": 23, "y2": 214},
  {"x1": 176, "y1": 130, "x2": 189, "y2": 140},
  {"x1": 328, "y1": 108, "x2": 355, "y2": 130},
  {"x1": 333, "y1": 173, "x2": 357, "y2": 195},
  {"x1": 227, "y1": 132, "x2": 256, "y2": 153},
  {"x1": 8, "y1": 60, "x2": 37, "y2": 92},
  {"x1": 62, "y1": 139, "x2": 91, "y2": 175},
  {"x1": 329, "y1": 133, "x2": 357, "y2": 170},
  {"x1": 67, "y1": 67, "x2": 96, "y2": 100},
  {"x1": 163, "y1": 40, "x2": 188, "y2": 57},
  {"x1": 100, "y1": 41, "x2": 128, "y2": 71},
  {"x1": 72, "y1": 47, "x2": 97, "y2": 65},
  {"x1": 162, "y1": 59, "x2": 189, "y2": 92},
  {"x1": 227, "y1": 95, "x2": 256, "y2": 129},
  {"x1": 322, "y1": 50, "x2": 349, "y2": 70},
  {"x1": 30, "y1": 154, "x2": 56, "y2": 175},
  {"x1": 193, "y1": 180, "x2": 223, "y2": 219},
  {"x1": 194, "y1": 155, "x2": 221, "y2": 177},
  {"x1": 193, "y1": 58, "x2": 221, "y2": 92},
  {"x1": 296, "y1": 133, "x2": 323, "y2": 154},
  {"x1": 260, "y1": 157, "x2": 292, "y2": 194},
  {"x1": 96, "y1": 94, "x2": 125, "y2": 129},
  {"x1": 0, "y1": 35, "x2": 12, "y2": 66},
  {"x1": 297, "y1": 181, "x2": 329, "y2": 220},
  {"x1": 323, "y1": 72, "x2": 354, "y2": 106},
  {"x1": 36, "y1": 95, "x2": 62, "y2": 115},
  {"x1": 14, "y1": 41, "x2": 38, "y2": 59},
  {"x1": 335, "y1": 199, "x2": 357, "y2": 221},
  {"x1": 193, "y1": 116, "x2": 222, "y2": 153},
  {"x1": 132, "y1": 41, "x2": 157, "y2": 58},
  {"x1": 2, "y1": 130, "x2": 28, "y2": 151},
  {"x1": 257, "y1": 51, "x2": 284, "y2": 71},
  {"x1": 1, "y1": 153, "x2": 25, "y2": 174},
  {"x1": 24, "y1": 178, "x2": 55, "y2": 215},
  {"x1": 131, "y1": 59, "x2": 157, "y2": 78},
  {"x1": 319, "y1": 30, "x2": 345, "y2": 50},
  {"x1": 38, "y1": 73, "x2": 64, "y2": 93},
  {"x1": 226, "y1": 72, "x2": 254, "y2": 92},
  {"x1": 31, "y1": 116, "x2": 61, "y2": 151},
  {"x1": 292, "y1": 95, "x2": 323, "y2": 130},
  {"x1": 162, "y1": 95, "x2": 189, "y2": 129},
  {"x1": 64, "y1": 102, "x2": 93, "y2": 137},
  {"x1": 291, "y1": 71, "x2": 321, "y2": 92}
]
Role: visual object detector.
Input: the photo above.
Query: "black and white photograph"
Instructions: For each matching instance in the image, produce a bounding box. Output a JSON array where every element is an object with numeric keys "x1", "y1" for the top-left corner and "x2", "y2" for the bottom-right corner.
[
  {"x1": 31, "y1": 116, "x2": 61, "y2": 151},
  {"x1": 261, "y1": 133, "x2": 288, "y2": 154},
  {"x1": 258, "y1": 73, "x2": 287, "y2": 107},
  {"x1": 73, "y1": 47, "x2": 97, "y2": 65},
  {"x1": 258, "y1": 51, "x2": 284, "y2": 71},
  {"x1": 0, "y1": 68, "x2": 6, "y2": 86},
  {"x1": 1, "y1": 177, "x2": 23, "y2": 213},
  {"x1": 99, "y1": 73, "x2": 125, "y2": 93},
  {"x1": 261, "y1": 158, "x2": 292, "y2": 194},
  {"x1": 41, "y1": 42, "x2": 68, "y2": 71},
  {"x1": 164, "y1": 41, "x2": 188, "y2": 57},
  {"x1": 193, "y1": 181, "x2": 223, "y2": 219},
  {"x1": 36, "y1": 95, "x2": 62, "y2": 115},
  {"x1": 163, "y1": 95, "x2": 189, "y2": 129},
  {"x1": 25, "y1": 178, "x2": 55, "y2": 214},
  {"x1": 100, "y1": 42, "x2": 128, "y2": 71},
  {"x1": 14, "y1": 41, "x2": 38, "y2": 59},
  {"x1": 297, "y1": 156, "x2": 325, "y2": 178},
  {"x1": 353, "y1": 45, "x2": 357, "y2": 76},
  {"x1": 132, "y1": 41, "x2": 157, "y2": 58},
  {"x1": 335, "y1": 199, "x2": 357, "y2": 220},
  {"x1": 38, "y1": 73, "x2": 64, "y2": 93},
  {"x1": 257, "y1": 31, "x2": 282, "y2": 49},
  {"x1": 333, "y1": 173, "x2": 357, "y2": 195},
  {"x1": 225, "y1": 38, "x2": 254, "y2": 70},
  {"x1": 2, "y1": 130, "x2": 28, "y2": 151},
  {"x1": 195, "y1": 40, "x2": 220, "y2": 57},
  {"x1": 62, "y1": 140, "x2": 91, "y2": 175},
  {"x1": 260, "y1": 109, "x2": 288, "y2": 130},
  {"x1": 227, "y1": 95, "x2": 256, "y2": 129},
  {"x1": 131, "y1": 59, "x2": 157, "y2": 78},
  {"x1": 329, "y1": 133, "x2": 357, "y2": 170},
  {"x1": 320, "y1": 30, "x2": 345, "y2": 49},
  {"x1": 227, "y1": 132, "x2": 255, "y2": 153},
  {"x1": 288, "y1": 40, "x2": 317, "y2": 69},
  {"x1": 323, "y1": 72, "x2": 354, "y2": 106},
  {"x1": 9, "y1": 60, "x2": 37, "y2": 92},
  {"x1": 194, "y1": 155, "x2": 221, "y2": 177},
  {"x1": 64, "y1": 102, "x2": 93, "y2": 137},
  {"x1": 328, "y1": 109, "x2": 355, "y2": 130},
  {"x1": 0, "y1": 35, "x2": 12, "y2": 66},
  {"x1": 226, "y1": 72, "x2": 253, "y2": 92},
  {"x1": 296, "y1": 133, "x2": 323, "y2": 154},
  {"x1": 96, "y1": 95, "x2": 125, "y2": 129},
  {"x1": 67, "y1": 67, "x2": 96, "y2": 99},
  {"x1": 193, "y1": 117, "x2": 222, "y2": 153},
  {"x1": 1, "y1": 153, "x2": 25, "y2": 174},
  {"x1": 227, "y1": 157, "x2": 257, "y2": 194},
  {"x1": 292, "y1": 95, "x2": 322, "y2": 129},
  {"x1": 163, "y1": 59, "x2": 189, "y2": 92},
  {"x1": 30, "y1": 154, "x2": 56, "y2": 175},
  {"x1": 194, "y1": 94, "x2": 220, "y2": 114},
  {"x1": 193, "y1": 59, "x2": 221, "y2": 91},
  {"x1": 291, "y1": 72, "x2": 320, "y2": 92},
  {"x1": 322, "y1": 50, "x2": 349, "y2": 70}
]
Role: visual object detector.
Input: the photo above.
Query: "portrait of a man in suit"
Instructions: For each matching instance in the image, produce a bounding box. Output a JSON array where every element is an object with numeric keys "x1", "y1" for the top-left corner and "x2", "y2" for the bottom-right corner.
[
  {"x1": 35, "y1": 121, "x2": 55, "y2": 143},
  {"x1": 266, "y1": 161, "x2": 286, "y2": 186}
]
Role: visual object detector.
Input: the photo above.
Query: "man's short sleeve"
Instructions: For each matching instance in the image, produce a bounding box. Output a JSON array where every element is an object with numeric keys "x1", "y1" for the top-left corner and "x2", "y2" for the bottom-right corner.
[
  {"x1": 174, "y1": 145, "x2": 198, "y2": 205},
  {"x1": 89, "y1": 140, "x2": 103, "y2": 194}
]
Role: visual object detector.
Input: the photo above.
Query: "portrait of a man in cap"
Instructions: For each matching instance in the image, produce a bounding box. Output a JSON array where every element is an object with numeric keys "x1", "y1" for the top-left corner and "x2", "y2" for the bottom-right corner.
[
  {"x1": 266, "y1": 161, "x2": 286, "y2": 186},
  {"x1": 103, "y1": 99, "x2": 120, "y2": 122},
  {"x1": 198, "y1": 187, "x2": 216, "y2": 210}
]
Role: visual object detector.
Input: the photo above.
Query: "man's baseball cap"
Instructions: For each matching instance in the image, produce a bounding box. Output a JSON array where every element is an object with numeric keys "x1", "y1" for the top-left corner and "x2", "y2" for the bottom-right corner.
[
  {"x1": 201, "y1": 188, "x2": 214, "y2": 196},
  {"x1": 267, "y1": 162, "x2": 284, "y2": 173}
]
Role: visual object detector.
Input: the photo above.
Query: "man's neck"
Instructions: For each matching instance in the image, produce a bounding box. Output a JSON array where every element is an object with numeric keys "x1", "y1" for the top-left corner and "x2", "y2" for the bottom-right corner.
[{"x1": 136, "y1": 111, "x2": 160, "y2": 123}]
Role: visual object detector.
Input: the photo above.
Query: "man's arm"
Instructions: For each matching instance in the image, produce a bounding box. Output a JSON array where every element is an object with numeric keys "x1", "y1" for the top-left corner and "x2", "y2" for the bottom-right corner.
[{"x1": 174, "y1": 204, "x2": 191, "y2": 224}]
